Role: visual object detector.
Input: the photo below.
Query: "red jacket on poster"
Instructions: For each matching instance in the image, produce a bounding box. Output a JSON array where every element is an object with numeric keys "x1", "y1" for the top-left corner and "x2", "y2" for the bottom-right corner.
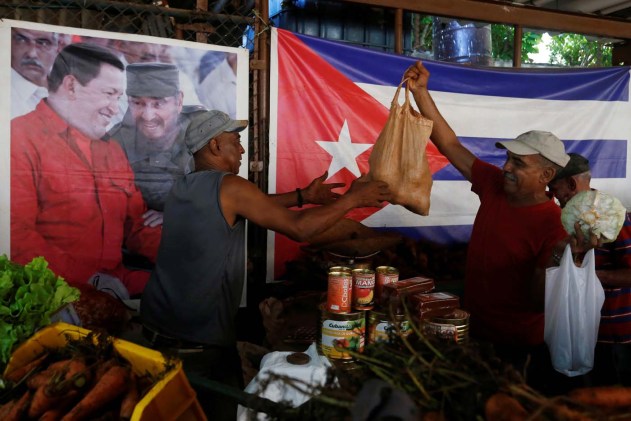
[{"x1": 10, "y1": 100, "x2": 161, "y2": 295}]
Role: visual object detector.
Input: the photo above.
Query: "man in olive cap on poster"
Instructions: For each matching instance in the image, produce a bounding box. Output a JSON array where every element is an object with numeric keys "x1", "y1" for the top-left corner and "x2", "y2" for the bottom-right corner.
[
  {"x1": 140, "y1": 110, "x2": 391, "y2": 419},
  {"x1": 107, "y1": 63, "x2": 207, "y2": 227}
]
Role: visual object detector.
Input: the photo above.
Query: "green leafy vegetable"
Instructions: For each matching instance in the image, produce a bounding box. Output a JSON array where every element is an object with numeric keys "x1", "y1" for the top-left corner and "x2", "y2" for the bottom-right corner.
[
  {"x1": 561, "y1": 190, "x2": 626, "y2": 243},
  {"x1": 0, "y1": 255, "x2": 79, "y2": 369}
]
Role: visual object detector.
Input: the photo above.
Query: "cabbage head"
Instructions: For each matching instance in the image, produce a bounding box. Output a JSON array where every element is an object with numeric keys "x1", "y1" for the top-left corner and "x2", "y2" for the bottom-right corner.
[{"x1": 561, "y1": 190, "x2": 626, "y2": 243}]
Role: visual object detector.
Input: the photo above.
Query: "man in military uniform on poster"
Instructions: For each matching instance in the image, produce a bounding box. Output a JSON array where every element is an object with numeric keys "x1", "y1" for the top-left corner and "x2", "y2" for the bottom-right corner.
[{"x1": 107, "y1": 62, "x2": 207, "y2": 228}]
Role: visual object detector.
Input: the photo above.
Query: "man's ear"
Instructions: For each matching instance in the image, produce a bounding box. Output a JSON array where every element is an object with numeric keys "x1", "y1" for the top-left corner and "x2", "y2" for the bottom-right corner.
[
  {"x1": 208, "y1": 137, "x2": 221, "y2": 155},
  {"x1": 61, "y1": 75, "x2": 78, "y2": 97},
  {"x1": 567, "y1": 176, "x2": 577, "y2": 192},
  {"x1": 542, "y1": 166, "x2": 556, "y2": 184}
]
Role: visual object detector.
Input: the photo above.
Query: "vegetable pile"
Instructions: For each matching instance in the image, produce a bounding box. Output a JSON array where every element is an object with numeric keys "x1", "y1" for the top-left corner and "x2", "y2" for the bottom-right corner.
[
  {"x1": 561, "y1": 190, "x2": 626, "y2": 243},
  {"x1": 0, "y1": 256, "x2": 79, "y2": 368},
  {"x1": 0, "y1": 331, "x2": 171, "y2": 420},
  {"x1": 244, "y1": 309, "x2": 631, "y2": 420}
]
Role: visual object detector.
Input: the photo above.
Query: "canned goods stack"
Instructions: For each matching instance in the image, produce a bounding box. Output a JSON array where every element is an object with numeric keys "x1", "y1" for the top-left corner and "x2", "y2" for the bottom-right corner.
[{"x1": 319, "y1": 263, "x2": 469, "y2": 360}]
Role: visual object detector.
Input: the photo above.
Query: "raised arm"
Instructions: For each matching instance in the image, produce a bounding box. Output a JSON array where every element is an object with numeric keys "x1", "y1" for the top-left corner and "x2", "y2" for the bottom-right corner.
[
  {"x1": 404, "y1": 61, "x2": 477, "y2": 182},
  {"x1": 221, "y1": 174, "x2": 390, "y2": 243}
]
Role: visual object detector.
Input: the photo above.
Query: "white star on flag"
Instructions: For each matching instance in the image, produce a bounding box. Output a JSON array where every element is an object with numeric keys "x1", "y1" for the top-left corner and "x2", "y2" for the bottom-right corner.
[{"x1": 316, "y1": 120, "x2": 372, "y2": 178}]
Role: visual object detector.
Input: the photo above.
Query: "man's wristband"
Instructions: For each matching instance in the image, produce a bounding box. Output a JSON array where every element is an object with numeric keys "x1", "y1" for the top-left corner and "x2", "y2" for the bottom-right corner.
[{"x1": 296, "y1": 188, "x2": 304, "y2": 208}]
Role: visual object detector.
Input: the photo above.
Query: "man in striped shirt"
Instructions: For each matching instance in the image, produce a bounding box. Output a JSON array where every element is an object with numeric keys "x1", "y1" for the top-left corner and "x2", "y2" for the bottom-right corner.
[{"x1": 548, "y1": 153, "x2": 631, "y2": 386}]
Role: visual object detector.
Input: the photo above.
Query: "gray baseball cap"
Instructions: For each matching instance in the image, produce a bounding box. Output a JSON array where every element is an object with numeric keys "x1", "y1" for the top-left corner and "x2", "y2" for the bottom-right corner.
[
  {"x1": 185, "y1": 110, "x2": 248, "y2": 154},
  {"x1": 495, "y1": 130, "x2": 570, "y2": 167}
]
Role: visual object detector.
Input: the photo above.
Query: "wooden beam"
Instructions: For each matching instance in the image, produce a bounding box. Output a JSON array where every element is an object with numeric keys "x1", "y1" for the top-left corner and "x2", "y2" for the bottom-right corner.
[
  {"x1": 395, "y1": 8, "x2": 403, "y2": 54},
  {"x1": 340, "y1": 0, "x2": 631, "y2": 40},
  {"x1": 513, "y1": 24, "x2": 522, "y2": 68}
]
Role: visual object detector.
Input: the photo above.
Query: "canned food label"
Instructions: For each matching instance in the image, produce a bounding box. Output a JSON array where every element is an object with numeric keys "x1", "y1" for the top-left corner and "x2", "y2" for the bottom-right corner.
[
  {"x1": 321, "y1": 318, "x2": 365, "y2": 359},
  {"x1": 352, "y1": 271, "x2": 375, "y2": 310},
  {"x1": 375, "y1": 267, "x2": 399, "y2": 301},
  {"x1": 423, "y1": 321, "x2": 459, "y2": 342},
  {"x1": 327, "y1": 272, "x2": 352, "y2": 313},
  {"x1": 370, "y1": 320, "x2": 411, "y2": 344}
]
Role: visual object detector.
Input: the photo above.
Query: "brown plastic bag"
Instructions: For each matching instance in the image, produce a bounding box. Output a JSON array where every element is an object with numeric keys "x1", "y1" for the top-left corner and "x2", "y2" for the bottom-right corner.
[{"x1": 368, "y1": 78, "x2": 434, "y2": 215}]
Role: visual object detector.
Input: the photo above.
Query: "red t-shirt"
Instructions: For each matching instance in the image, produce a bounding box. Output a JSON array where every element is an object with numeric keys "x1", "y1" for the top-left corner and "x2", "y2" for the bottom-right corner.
[{"x1": 465, "y1": 159, "x2": 567, "y2": 346}]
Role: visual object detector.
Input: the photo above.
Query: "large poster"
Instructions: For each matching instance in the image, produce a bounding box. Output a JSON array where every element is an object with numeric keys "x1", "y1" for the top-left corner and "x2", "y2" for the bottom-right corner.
[
  {"x1": 0, "y1": 19, "x2": 249, "y2": 296},
  {"x1": 268, "y1": 27, "x2": 631, "y2": 281}
]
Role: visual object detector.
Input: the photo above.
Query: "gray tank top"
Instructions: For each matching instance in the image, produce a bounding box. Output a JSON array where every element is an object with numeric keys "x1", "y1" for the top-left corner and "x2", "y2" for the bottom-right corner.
[{"x1": 140, "y1": 169, "x2": 245, "y2": 346}]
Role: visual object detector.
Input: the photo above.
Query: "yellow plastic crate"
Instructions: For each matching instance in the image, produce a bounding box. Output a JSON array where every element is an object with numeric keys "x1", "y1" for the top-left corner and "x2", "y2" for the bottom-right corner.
[{"x1": 4, "y1": 322, "x2": 207, "y2": 421}]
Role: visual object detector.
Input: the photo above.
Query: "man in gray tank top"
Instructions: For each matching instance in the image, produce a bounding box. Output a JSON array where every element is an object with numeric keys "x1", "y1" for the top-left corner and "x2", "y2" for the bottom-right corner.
[{"x1": 140, "y1": 110, "x2": 392, "y2": 420}]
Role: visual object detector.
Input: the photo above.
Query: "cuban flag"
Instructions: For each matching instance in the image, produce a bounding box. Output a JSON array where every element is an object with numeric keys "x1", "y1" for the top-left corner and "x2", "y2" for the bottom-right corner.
[{"x1": 268, "y1": 27, "x2": 631, "y2": 281}]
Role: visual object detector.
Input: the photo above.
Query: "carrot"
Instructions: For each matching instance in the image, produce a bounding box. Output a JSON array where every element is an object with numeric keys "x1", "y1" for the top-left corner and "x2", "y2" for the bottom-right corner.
[
  {"x1": 4, "y1": 352, "x2": 48, "y2": 383},
  {"x1": 28, "y1": 383, "x2": 60, "y2": 419},
  {"x1": 0, "y1": 399, "x2": 16, "y2": 419},
  {"x1": 39, "y1": 408, "x2": 65, "y2": 421},
  {"x1": 61, "y1": 364, "x2": 130, "y2": 421},
  {"x1": 422, "y1": 410, "x2": 447, "y2": 421},
  {"x1": 4, "y1": 390, "x2": 31, "y2": 421},
  {"x1": 569, "y1": 386, "x2": 631, "y2": 408},
  {"x1": 119, "y1": 372, "x2": 139, "y2": 420},
  {"x1": 27, "y1": 368, "x2": 57, "y2": 390},
  {"x1": 549, "y1": 403, "x2": 592, "y2": 421},
  {"x1": 484, "y1": 392, "x2": 528, "y2": 421}
]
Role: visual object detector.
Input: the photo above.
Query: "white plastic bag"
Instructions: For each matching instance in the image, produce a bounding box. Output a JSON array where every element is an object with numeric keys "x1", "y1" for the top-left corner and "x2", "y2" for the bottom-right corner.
[{"x1": 544, "y1": 244, "x2": 605, "y2": 377}]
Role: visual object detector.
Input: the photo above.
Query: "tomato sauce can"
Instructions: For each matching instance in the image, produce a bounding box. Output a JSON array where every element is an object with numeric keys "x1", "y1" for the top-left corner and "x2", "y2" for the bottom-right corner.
[
  {"x1": 327, "y1": 271, "x2": 352, "y2": 313},
  {"x1": 352, "y1": 268, "x2": 375, "y2": 310},
  {"x1": 375, "y1": 266, "x2": 399, "y2": 302}
]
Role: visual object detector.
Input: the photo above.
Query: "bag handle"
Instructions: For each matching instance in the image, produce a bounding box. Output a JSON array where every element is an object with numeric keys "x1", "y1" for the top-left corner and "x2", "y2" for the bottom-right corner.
[{"x1": 391, "y1": 76, "x2": 412, "y2": 108}]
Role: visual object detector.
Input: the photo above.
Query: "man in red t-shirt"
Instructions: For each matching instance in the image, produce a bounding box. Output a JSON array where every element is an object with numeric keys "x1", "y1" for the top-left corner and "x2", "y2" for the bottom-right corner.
[
  {"x1": 549, "y1": 153, "x2": 631, "y2": 386},
  {"x1": 405, "y1": 61, "x2": 597, "y2": 394}
]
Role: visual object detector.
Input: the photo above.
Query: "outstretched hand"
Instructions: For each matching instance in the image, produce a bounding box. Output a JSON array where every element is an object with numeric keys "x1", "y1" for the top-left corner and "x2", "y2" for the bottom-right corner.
[
  {"x1": 302, "y1": 171, "x2": 345, "y2": 205},
  {"x1": 404, "y1": 61, "x2": 430, "y2": 93},
  {"x1": 346, "y1": 174, "x2": 392, "y2": 208}
]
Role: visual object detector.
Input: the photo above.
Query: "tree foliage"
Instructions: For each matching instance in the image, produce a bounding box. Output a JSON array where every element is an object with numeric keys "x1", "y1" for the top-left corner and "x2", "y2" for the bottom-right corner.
[
  {"x1": 491, "y1": 24, "x2": 541, "y2": 62},
  {"x1": 547, "y1": 34, "x2": 612, "y2": 67}
]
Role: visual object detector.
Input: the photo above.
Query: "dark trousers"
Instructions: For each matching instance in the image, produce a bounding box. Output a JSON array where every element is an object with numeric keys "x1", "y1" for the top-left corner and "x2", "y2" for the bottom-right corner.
[
  {"x1": 493, "y1": 343, "x2": 589, "y2": 396},
  {"x1": 179, "y1": 346, "x2": 244, "y2": 421},
  {"x1": 590, "y1": 342, "x2": 631, "y2": 386}
]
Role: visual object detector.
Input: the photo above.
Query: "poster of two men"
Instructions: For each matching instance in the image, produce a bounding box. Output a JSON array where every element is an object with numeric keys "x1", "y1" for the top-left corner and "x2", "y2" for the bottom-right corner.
[{"x1": 0, "y1": 19, "x2": 250, "y2": 296}]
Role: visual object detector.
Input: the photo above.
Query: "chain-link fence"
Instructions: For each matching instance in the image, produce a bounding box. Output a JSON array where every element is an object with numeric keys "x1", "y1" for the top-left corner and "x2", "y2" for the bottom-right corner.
[{"x1": 0, "y1": 0, "x2": 269, "y2": 183}]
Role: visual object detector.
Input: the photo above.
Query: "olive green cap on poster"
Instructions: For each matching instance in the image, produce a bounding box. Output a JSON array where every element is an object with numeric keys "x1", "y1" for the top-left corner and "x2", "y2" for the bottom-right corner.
[{"x1": 126, "y1": 63, "x2": 180, "y2": 98}]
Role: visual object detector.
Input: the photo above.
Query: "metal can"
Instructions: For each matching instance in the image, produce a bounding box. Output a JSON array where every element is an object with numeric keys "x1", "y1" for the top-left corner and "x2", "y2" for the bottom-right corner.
[
  {"x1": 352, "y1": 268, "x2": 375, "y2": 310},
  {"x1": 422, "y1": 309, "x2": 470, "y2": 344},
  {"x1": 329, "y1": 266, "x2": 352, "y2": 274},
  {"x1": 326, "y1": 271, "x2": 352, "y2": 313},
  {"x1": 375, "y1": 266, "x2": 399, "y2": 302},
  {"x1": 367, "y1": 309, "x2": 411, "y2": 344},
  {"x1": 319, "y1": 304, "x2": 365, "y2": 361}
]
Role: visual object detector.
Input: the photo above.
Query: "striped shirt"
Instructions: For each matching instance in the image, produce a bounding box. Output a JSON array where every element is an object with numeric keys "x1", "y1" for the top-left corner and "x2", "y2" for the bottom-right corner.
[{"x1": 594, "y1": 213, "x2": 631, "y2": 343}]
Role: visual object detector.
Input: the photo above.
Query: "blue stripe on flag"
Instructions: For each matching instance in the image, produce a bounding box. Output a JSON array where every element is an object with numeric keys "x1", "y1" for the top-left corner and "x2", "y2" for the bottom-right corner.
[
  {"x1": 433, "y1": 137, "x2": 627, "y2": 180},
  {"x1": 376, "y1": 225, "x2": 473, "y2": 245},
  {"x1": 295, "y1": 33, "x2": 630, "y2": 102}
]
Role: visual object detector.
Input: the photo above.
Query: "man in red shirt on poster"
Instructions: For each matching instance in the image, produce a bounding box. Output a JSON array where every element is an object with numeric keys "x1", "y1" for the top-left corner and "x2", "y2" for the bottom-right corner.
[{"x1": 10, "y1": 43, "x2": 161, "y2": 296}]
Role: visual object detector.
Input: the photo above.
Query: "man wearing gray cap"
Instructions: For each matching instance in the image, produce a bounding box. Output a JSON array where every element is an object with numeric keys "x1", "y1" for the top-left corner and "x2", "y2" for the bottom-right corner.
[
  {"x1": 140, "y1": 110, "x2": 391, "y2": 419},
  {"x1": 108, "y1": 63, "x2": 207, "y2": 227},
  {"x1": 405, "y1": 61, "x2": 598, "y2": 394},
  {"x1": 549, "y1": 153, "x2": 631, "y2": 387}
]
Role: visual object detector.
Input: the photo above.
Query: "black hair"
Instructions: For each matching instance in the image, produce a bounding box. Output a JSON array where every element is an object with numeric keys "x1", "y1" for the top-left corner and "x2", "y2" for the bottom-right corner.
[{"x1": 47, "y1": 43, "x2": 124, "y2": 93}]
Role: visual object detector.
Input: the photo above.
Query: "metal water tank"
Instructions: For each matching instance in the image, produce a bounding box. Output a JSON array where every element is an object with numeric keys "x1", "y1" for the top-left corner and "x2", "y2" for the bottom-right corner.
[{"x1": 432, "y1": 18, "x2": 492, "y2": 66}]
